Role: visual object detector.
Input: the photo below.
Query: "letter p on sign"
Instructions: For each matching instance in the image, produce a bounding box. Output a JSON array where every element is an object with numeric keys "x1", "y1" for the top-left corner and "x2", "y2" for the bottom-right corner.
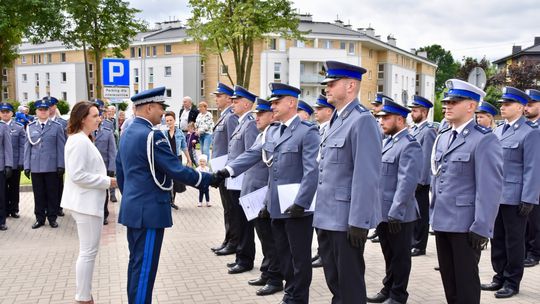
[{"x1": 102, "y1": 58, "x2": 130, "y2": 87}]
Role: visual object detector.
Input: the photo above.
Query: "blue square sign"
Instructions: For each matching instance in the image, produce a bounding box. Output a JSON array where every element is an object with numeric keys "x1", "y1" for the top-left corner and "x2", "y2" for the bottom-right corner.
[{"x1": 102, "y1": 58, "x2": 130, "y2": 86}]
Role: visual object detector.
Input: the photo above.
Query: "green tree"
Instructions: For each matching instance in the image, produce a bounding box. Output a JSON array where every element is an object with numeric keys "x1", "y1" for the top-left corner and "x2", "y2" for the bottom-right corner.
[
  {"x1": 0, "y1": 0, "x2": 63, "y2": 102},
  {"x1": 417, "y1": 44, "x2": 460, "y2": 94},
  {"x1": 455, "y1": 56, "x2": 492, "y2": 82},
  {"x1": 57, "y1": 100, "x2": 70, "y2": 114},
  {"x1": 491, "y1": 61, "x2": 540, "y2": 90},
  {"x1": 187, "y1": 0, "x2": 305, "y2": 88}
]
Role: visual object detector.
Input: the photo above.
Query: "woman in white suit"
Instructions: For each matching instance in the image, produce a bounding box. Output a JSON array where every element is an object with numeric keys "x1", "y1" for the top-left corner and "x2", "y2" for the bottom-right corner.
[{"x1": 61, "y1": 101, "x2": 117, "y2": 304}]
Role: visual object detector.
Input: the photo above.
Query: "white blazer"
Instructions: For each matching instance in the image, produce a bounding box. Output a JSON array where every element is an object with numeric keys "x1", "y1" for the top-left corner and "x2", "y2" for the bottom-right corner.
[{"x1": 61, "y1": 131, "x2": 111, "y2": 217}]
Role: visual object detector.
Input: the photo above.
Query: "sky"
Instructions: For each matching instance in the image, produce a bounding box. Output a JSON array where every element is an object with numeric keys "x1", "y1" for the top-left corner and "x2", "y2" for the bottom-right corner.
[{"x1": 129, "y1": 0, "x2": 540, "y2": 62}]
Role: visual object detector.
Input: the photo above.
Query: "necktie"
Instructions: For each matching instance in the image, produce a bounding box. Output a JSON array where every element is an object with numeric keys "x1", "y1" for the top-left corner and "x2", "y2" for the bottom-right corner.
[
  {"x1": 384, "y1": 137, "x2": 393, "y2": 148},
  {"x1": 330, "y1": 112, "x2": 338, "y2": 126},
  {"x1": 412, "y1": 125, "x2": 418, "y2": 132},
  {"x1": 502, "y1": 123, "x2": 511, "y2": 134},
  {"x1": 280, "y1": 124, "x2": 287, "y2": 136},
  {"x1": 41, "y1": 123, "x2": 45, "y2": 130},
  {"x1": 448, "y1": 130, "x2": 458, "y2": 148}
]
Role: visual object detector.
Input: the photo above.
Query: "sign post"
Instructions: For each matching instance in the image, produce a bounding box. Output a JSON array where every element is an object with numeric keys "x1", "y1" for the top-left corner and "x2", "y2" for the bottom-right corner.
[{"x1": 102, "y1": 58, "x2": 130, "y2": 135}]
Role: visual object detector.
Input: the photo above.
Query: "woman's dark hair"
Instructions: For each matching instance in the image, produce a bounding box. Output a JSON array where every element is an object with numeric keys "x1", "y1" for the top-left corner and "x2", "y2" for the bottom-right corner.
[
  {"x1": 67, "y1": 101, "x2": 98, "y2": 135},
  {"x1": 165, "y1": 111, "x2": 176, "y2": 120}
]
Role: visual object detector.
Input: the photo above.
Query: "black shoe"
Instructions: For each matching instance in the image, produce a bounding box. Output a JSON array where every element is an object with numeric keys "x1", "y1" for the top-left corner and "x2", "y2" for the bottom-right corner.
[
  {"x1": 110, "y1": 196, "x2": 118, "y2": 203},
  {"x1": 32, "y1": 221, "x2": 45, "y2": 229},
  {"x1": 494, "y1": 286, "x2": 518, "y2": 298},
  {"x1": 103, "y1": 218, "x2": 109, "y2": 225},
  {"x1": 0, "y1": 224, "x2": 7, "y2": 231},
  {"x1": 367, "y1": 292, "x2": 389, "y2": 303},
  {"x1": 228, "y1": 264, "x2": 253, "y2": 274},
  {"x1": 227, "y1": 262, "x2": 237, "y2": 268},
  {"x1": 371, "y1": 236, "x2": 380, "y2": 243},
  {"x1": 367, "y1": 232, "x2": 378, "y2": 240},
  {"x1": 171, "y1": 203, "x2": 179, "y2": 210},
  {"x1": 248, "y1": 276, "x2": 268, "y2": 286},
  {"x1": 215, "y1": 244, "x2": 236, "y2": 256},
  {"x1": 382, "y1": 298, "x2": 404, "y2": 304},
  {"x1": 311, "y1": 254, "x2": 320, "y2": 262},
  {"x1": 481, "y1": 282, "x2": 502, "y2": 291},
  {"x1": 312, "y1": 257, "x2": 323, "y2": 268},
  {"x1": 524, "y1": 257, "x2": 539, "y2": 267},
  {"x1": 411, "y1": 248, "x2": 426, "y2": 257},
  {"x1": 49, "y1": 221, "x2": 59, "y2": 228},
  {"x1": 10, "y1": 213, "x2": 20, "y2": 218},
  {"x1": 429, "y1": 231, "x2": 435, "y2": 235},
  {"x1": 57, "y1": 210, "x2": 65, "y2": 217},
  {"x1": 434, "y1": 266, "x2": 440, "y2": 271},
  {"x1": 256, "y1": 284, "x2": 283, "y2": 296},
  {"x1": 211, "y1": 243, "x2": 227, "y2": 252}
]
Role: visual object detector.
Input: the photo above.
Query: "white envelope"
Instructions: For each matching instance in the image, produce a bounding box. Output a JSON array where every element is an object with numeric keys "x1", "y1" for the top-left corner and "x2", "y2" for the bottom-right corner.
[
  {"x1": 226, "y1": 173, "x2": 245, "y2": 190},
  {"x1": 209, "y1": 155, "x2": 227, "y2": 171},
  {"x1": 277, "y1": 183, "x2": 316, "y2": 213},
  {"x1": 239, "y1": 186, "x2": 268, "y2": 221}
]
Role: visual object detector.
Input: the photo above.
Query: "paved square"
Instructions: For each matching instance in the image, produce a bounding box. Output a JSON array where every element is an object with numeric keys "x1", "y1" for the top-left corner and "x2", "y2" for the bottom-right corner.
[{"x1": 1, "y1": 188, "x2": 539, "y2": 303}]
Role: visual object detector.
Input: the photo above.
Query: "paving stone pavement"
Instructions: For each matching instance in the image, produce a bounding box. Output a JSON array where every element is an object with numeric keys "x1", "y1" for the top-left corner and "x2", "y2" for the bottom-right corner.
[{"x1": 1, "y1": 187, "x2": 540, "y2": 303}]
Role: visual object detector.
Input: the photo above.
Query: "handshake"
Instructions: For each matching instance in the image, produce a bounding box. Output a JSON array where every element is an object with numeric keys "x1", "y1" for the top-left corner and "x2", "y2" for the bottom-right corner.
[{"x1": 208, "y1": 168, "x2": 231, "y2": 188}]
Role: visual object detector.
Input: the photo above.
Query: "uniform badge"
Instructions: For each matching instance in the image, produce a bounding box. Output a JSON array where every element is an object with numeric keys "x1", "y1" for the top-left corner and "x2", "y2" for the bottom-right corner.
[
  {"x1": 155, "y1": 138, "x2": 168, "y2": 146},
  {"x1": 463, "y1": 129, "x2": 469, "y2": 136}
]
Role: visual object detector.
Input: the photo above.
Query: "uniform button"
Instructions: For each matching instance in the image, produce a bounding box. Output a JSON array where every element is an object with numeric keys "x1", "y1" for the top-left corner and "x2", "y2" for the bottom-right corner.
[
  {"x1": 319, "y1": 181, "x2": 322, "y2": 184},
  {"x1": 440, "y1": 180, "x2": 443, "y2": 183},
  {"x1": 444, "y1": 158, "x2": 447, "y2": 163},
  {"x1": 438, "y1": 190, "x2": 442, "y2": 194},
  {"x1": 319, "y1": 169, "x2": 323, "y2": 172},
  {"x1": 321, "y1": 156, "x2": 324, "y2": 159},
  {"x1": 274, "y1": 178, "x2": 277, "y2": 181},
  {"x1": 442, "y1": 169, "x2": 446, "y2": 173},
  {"x1": 323, "y1": 144, "x2": 326, "y2": 148}
]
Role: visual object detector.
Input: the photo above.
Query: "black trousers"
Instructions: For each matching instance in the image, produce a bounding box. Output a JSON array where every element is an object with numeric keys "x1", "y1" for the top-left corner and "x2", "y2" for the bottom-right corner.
[
  {"x1": 218, "y1": 181, "x2": 232, "y2": 246},
  {"x1": 228, "y1": 189, "x2": 255, "y2": 267},
  {"x1": 58, "y1": 172, "x2": 64, "y2": 212},
  {"x1": 412, "y1": 184, "x2": 430, "y2": 250},
  {"x1": 435, "y1": 232, "x2": 481, "y2": 304},
  {"x1": 0, "y1": 173, "x2": 6, "y2": 225},
  {"x1": 377, "y1": 221, "x2": 414, "y2": 303},
  {"x1": 31, "y1": 172, "x2": 60, "y2": 223},
  {"x1": 525, "y1": 204, "x2": 540, "y2": 260},
  {"x1": 5, "y1": 169, "x2": 21, "y2": 216},
  {"x1": 272, "y1": 216, "x2": 313, "y2": 304},
  {"x1": 254, "y1": 217, "x2": 282, "y2": 286},
  {"x1": 318, "y1": 228, "x2": 366, "y2": 304},
  {"x1": 491, "y1": 204, "x2": 527, "y2": 290},
  {"x1": 104, "y1": 189, "x2": 109, "y2": 220}
]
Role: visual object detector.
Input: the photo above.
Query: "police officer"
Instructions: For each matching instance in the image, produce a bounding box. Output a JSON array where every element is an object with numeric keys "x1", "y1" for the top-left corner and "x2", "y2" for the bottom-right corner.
[
  {"x1": 475, "y1": 102, "x2": 499, "y2": 130},
  {"x1": 210, "y1": 83, "x2": 239, "y2": 254},
  {"x1": 368, "y1": 98, "x2": 421, "y2": 304},
  {"x1": 94, "y1": 99, "x2": 118, "y2": 203},
  {"x1": 217, "y1": 82, "x2": 320, "y2": 304},
  {"x1": 24, "y1": 99, "x2": 66, "y2": 229},
  {"x1": 0, "y1": 110, "x2": 13, "y2": 231},
  {"x1": 0, "y1": 103, "x2": 24, "y2": 220},
  {"x1": 116, "y1": 87, "x2": 216, "y2": 303},
  {"x1": 432, "y1": 79, "x2": 503, "y2": 303},
  {"x1": 243, "y1": 97, "x2": 283, "y2": 296},
  {"x1": 409, "y1": 95, "x2": 437, "y2": 257},
  {"x1": 314, "y1": 61, "x2": 382, "y2": 303},
  {"x1": 481, "y1": 87, "x2": 540, "y2": 299},
  {"x1": 371, "y1": 93, "x2": 385, "y2": 115},
  {"x1": 297, "y1": 100, "x2": 314, "y2": 121},
  {"x1": 218, "y1": 85, "x2": 258, "y2": 275},
  {"x1": 524, "y1": 89, "x2": 540, "y2": 267},
  {"x1": 93, "y1": 110, "x2": 117, "y2": 225}
]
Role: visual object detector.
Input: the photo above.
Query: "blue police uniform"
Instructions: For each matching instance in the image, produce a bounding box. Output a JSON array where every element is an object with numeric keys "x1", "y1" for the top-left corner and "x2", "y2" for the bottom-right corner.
[
  {"x1": 476, "y1": 101, "x2": 499, "y2": 118},
  {"x1": 0, "y1": 103, "x2": 25, "y2": 219},
  {"x1": 220, "y1": 85, "x2": 259, "y2": 270},
  {"x1": 314, "y1": 61, "x2": 383, "y2": 303},
  {"x1": 226, "y1": 83, "x2": 319, "y2": 304},
  {"x1": 372, "y1": 100, "x2": 421, "y2": 303},
  {"x1": 24, "y1": 99, "x2": 66, "y2": 227},
  {"x1": 0, "y1": 118, "x2": 13, "y2": 228},
  {"x1": 432, "y1": 79, "x2": 503, "y2": 303},
  {"x1": 94, "y1": 125, "x2": 117, "y2": 222},
  {"x1": 210, "y1": 83, "x2": 239, "y2": 253},
  {"x1": 409, "y1": 95, "x2": 437, "y2": 254},
  {"x1": 116, "y1": 87, "x2": 213, "y2": 304},
  {"x1": 486, "y1": 87, "x2": 540, "y2": 296},
  {"x1": 297, "y1": 100, "x2": 314, "y2": 118}
]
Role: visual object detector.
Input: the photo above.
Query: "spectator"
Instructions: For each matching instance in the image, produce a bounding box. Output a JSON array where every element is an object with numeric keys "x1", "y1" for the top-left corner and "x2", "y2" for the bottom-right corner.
[
  {"x1": 195, "y1": 101, "x2": 214, "y2": 158},
  {"x1": 179, "y1": 96, "x2": 199, "y2": 133},
  {"x1": 196, "y1": 154, "x2": 211, "y2": 207},
  {"x1": 186, "y1": 122, "x2": 199, "y2": 167}
]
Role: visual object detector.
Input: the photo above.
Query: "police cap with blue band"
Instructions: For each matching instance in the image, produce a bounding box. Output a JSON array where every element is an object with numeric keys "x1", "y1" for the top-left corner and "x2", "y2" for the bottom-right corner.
[
  {"x1": 476, "y1": 102, "x2": 498, "y2": 116},
  {"x1": 35, "y1": 99, "x2": 51, "y2": 109},
  {"x1": 526, "y1": 89, "x2": 540, "y2": 102},
  {"x1": 314, "y1": 94, "x2": 334, "y2": 109},
  {"x1": 321, "y1": 60, "x2": 367, "y2": 85},
  {"x1": 131, "y1": 86, "x2": 169, "y2": 108},
  {"x1": 253, "y1": 97, "x2": 272, "y2": 113},
  {"x1": 409, "y1": 95, "x2": 433, "y2": 109},
  {"x1": 0, "y1": 102, "x2": 14, "y2": 112},
  {"x1": 212, "y1": 82, "x2": 234, "y2": 96},
  {"x1": 231, "y1": 85, "x2": 257, "y2": 102},
  {"x1": 373, "y1": 93, "x2": 392, "y2": 105},
  {"x1": 375, "y1": 98, "x2": 410, "y2": 118},
  {"x1": 268, "y1": 83, "x2": 301, "y2": 102},
  {"x1": 297, "y1": 100, "x2": 314, "y2": 116},
  {"x1": 498, "y1": 86, "x2": 530, "y2": 105},
  {"x1": 443, "y1": 79, "x2": 486, "y2": 102},
  {"x1": 42, "y1": 96, "x2": 59, "y2": 106}
]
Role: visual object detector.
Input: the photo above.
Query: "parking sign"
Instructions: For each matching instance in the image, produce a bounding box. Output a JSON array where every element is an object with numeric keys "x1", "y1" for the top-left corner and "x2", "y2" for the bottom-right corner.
[{"x1": 102, "y1": 58, "x2": 130, "y2": 86}]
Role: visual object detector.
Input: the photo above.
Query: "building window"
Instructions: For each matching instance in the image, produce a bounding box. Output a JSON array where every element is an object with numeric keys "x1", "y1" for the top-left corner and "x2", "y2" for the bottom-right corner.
[
  {"x1": 62, "y1": 92, "x2": 67, "y2": 101},
  {"x1": 340, "y1": 41, "x2": 346, "y2": 50},
  {"x1": 35, "y1": 92, "x2": 39, "y2": 100},
  {"x1": 2, "y1": 69, "x2": 7, "y2": 82},
  {"x1": 349, "y1": 43, "x2": 355, "y2": 54},
  {"x1": 200, "y1": 79, "x2": 205, "y2": 97},
  {"x1": 61, "y1": 53, "x2": 66, "y2": 62},
  {"x1": 148, "y1": 67, "x2": 154, "y2": 83},
  {"x1": 274, "y1": 62, "x2": 281, "y2": 80},
  {"x1": 268, "y1": 38, "x2": 277, "y2": 50},
  {"x1": 32, "y1": 55, "x2": 37, "y2": 64},
  {"x1": 164, "y1": 44, "x2": 172, "y2": 54},
  {"x1": 134, "y1": 68, "x2": 139, "y2": 84},
  {"x1": 166, "y1": 88, "x2": 172, "y2": 98},
  {"x1": 378, "y1": 64, "x2": 384, "y2": 79},
  {"x1": 22, "y1": 74, "x2": 27, "y2": 82},
  {"x1": 152, "y1": 46, "x2": 157, "y2": 57},
  {"x1": 164, "y1": 66, "x2": 172, "y2": 77},
  {"x1": 23, "y1": 92, "x2": 28, "y2": 101},
  {"x1": 46, "y1": 73, "x2": 50, "y2": 86},
  {"x1": 2, "y1": 87, "x2": 7, "y2": 100},
  {"x1": 38, "y1": 55, "x2": 42, "y2": 64},
  {"x1": 368, "y1": 70, "x2": 372, "y2": 80},
  {"x1": 89, "y1": 63, "x2": 94, "y2": 79},
  {"x1": 323, "y1": 40, "x2": 332, "y2": 49},
  {"x1": 279, "y1": 39, "x2": 286, "y2": 51},
  {"x1": 368, "y1": 91, "x2": 372, "y2": 101},
  {"x1": 134, "y1": 89, "x2": 139, "y2": 94},
  {"x1": 89, "y1": 84, "x2": 94, "y2": 98},
  {"x1": 137, "y1": 47, "x2": 142, "y2": 58},
  {"x1": 130, "y1": 47, "x2": 135, "y2": 58},
  {"x1": 35, "y1": 73, "x2": 39, "y2": 86},
  {"x1": 21, "y1": 55, "x2": 26, "y2": 64},
  {"x1": 47, "y1": 53, "x2": 52, "y2": 63},
  {"x1": 146, "y1": 46, "x2": 150, "y2": 57},
  {"x1": 200, "y1": 59, "x2": 205, "y2": 74},
  {"x1": 61, "y1": 72, "x2": 67, "y2": 82},
  {"x1": 378, "y1": 85, "x2": 384, "y2": 92},
  {"x1": 221, "y1": 65, "x2": 228, "y2": 75},
  {"x1": 395, "y1": 73, "x2": 398, "y2": 84},
  {"x1": 296, "y1": 40, "x2": 305, "y2": 48}
]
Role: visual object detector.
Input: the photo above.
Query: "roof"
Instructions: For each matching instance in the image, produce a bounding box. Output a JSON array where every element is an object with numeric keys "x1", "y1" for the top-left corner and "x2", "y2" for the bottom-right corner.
[
  {"x1": 131, "y1": 27, "x2": 190, "y2": 43},
  {"x1": 493, "y1": 44, "x2": 540, "y2": 64}
]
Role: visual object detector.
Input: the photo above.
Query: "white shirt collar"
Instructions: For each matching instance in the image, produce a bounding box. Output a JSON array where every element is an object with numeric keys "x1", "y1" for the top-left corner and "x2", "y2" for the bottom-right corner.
[
  {"x1": 283, "y1": 114, "x2": 299, "y2": 127},
  {"x1": 38, "y1": 118, "x2": 49, "y2": 124},
  {"x1": 319, "y1": 121, "x2": 329, "y2": 130},
  {"x1": 238, "y1": 111, "x2": 251, "y2": 124},
  {"x1": 505, "y1": 117, "x2": 521, "y2": 127},
  {"x1": 137, "y1": 116, "x2": 154, "y2": 127},
  {"x1": 415, "y1": 119, "x2": 428, "y2": 129},
  {"x1": 452, "y1": 118, "x2": 475, "y2": 135},
  {"x1": 337, "y1": 99, "x2": 356, "y2": 117},
  {"x1": 391, "y1": 127, "x2": 408, "y2": 140}
]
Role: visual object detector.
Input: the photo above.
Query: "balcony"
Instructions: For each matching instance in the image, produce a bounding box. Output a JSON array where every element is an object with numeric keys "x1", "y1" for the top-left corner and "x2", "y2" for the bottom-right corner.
[{"x1": 300, "y1": 73, "x2": 325, "y2": 84}]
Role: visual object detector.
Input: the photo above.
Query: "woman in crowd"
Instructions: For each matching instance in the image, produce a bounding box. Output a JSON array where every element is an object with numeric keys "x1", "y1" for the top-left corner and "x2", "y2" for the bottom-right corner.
[
  {"x1": 195, "y1": 101, "x2": 214, "y2": 158},
  {"x1": 61, "y1": 101, "x2": 117, "y2": 304},
  {"x1": 475, "y1": 101, "x2": 498, "y2": 129}
]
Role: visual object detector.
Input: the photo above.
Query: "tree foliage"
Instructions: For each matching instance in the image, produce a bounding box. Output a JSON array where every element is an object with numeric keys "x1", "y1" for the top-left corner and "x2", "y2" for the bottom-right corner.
[
  {"x1": 417, "y1": 44, "x2": 460, "y2": 94},
  {"x1": 491, "y1": 61, "x2": 540, "y2": 90},
  {"x1": 187, "y1": 0, "x2": 305, "y2": 88}
]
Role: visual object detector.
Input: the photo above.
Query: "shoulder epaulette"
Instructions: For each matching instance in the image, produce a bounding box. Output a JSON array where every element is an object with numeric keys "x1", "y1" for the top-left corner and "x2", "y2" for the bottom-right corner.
[
  {"x1": 438, "y1": 126, "x2": 451, "y2": 134},
  {"x1": 247, "y1": 115, "x2": 254, "y2": 120},
  {"x1": 355, "y1": 103, "x2": 368, "y2": 113},
  {"x1": 406, "y1": 134, "x2": 417, "y2": 142},
  {"x1": 51, "y1": 120, "x2": 62, "y2": 126},
  {"x1": 102, "y1": 126, "x2": 112, "y2": 132},
  {"x1": 0, "y1": 121, "x2": 5, "y2": 125},
  {"x1": 301, "y1": 120, "x2": 314, "y2": 127},
  {"x1": 497, "y1": 121, "x2": 505, "y2": 127},
  {"x1": 28, "y1": 120, "x2": 37, "y2": 126},
  {"x1": 525, "y1": 120, "x2": 538, "y2": 129},
  {"x1": 270, "y1": 122, "x2": 280, "y2": 127},
  {"x1": 426, "y1": 122, "x2": 435, "y2": 128},
  {"x1": 474, "y1": 124, "x2": 492, "y2": 134},
  {"x1": 15, "y1": 121, "x2": 23, "y2": 127}
]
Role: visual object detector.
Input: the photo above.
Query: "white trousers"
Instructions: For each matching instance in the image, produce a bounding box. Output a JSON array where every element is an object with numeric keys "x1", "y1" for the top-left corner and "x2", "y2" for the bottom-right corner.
[{"x1": 71, "y1": 211, "x2": 103, "y2": 301}]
